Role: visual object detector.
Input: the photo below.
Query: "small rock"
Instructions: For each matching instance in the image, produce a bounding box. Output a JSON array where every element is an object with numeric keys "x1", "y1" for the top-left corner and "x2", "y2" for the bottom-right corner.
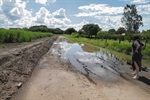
[
  {"x1": 16, "y1": 82, "x2": 22, "y2": 89},
  {"x1": 6, "y1": 96, "x2": 11, "y2": 100}
]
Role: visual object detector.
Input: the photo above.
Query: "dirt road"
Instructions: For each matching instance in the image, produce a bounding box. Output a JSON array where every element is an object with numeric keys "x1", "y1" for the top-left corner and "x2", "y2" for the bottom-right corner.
[
  {"x1": 10, "y1": 36, "x2": 150, "y2": 100},
  {"x1": 0, "y1": 36, "x2": 58, "y2": 100}
]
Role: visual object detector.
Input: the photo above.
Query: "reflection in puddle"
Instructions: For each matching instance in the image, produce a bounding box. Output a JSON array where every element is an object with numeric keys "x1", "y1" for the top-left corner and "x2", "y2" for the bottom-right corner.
[{"x1": 51, "y1": 41, "x2": 125, "y2": 81}]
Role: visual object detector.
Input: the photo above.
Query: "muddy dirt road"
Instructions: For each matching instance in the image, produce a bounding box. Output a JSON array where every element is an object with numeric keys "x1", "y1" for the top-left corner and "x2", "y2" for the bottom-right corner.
[
  {"x1": 0, "y1": 36, "x2": 150, "y2": 100},
  {"x1": 10, "y1": 36, "x2": 150, "y2": 100}
]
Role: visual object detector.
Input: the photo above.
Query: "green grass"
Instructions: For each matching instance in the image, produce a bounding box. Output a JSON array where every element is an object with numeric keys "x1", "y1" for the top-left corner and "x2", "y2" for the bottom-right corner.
[
  {"x1": 0, "y1": 44, "x2": 6, "y2": 48},
  {"x1": 0, "y1": 29, "x2": 53, "y2": 43},
  {"x1": 64, "y1": 35, "x2": 150, "y2": 67}
]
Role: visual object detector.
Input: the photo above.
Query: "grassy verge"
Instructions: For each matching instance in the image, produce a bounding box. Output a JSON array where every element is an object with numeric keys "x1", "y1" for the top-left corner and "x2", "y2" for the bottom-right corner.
[{"x1": 64, "y1": 35, "x2": 150, "y2": 68}]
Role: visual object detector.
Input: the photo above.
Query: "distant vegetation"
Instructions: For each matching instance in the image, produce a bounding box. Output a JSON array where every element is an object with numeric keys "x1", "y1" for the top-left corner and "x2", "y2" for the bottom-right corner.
[
  {"x1": 0, "y1": 29, "x2": 52, "y2": 43},
  {"x1": 28, "y1": 25, "x2": 64, "y2": 34}
]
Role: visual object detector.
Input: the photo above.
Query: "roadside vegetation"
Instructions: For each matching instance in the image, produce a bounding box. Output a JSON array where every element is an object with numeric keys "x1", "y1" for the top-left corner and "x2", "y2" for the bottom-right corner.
[{"x1": 0, "y1": 29, "x2": 52, "y2": 43}]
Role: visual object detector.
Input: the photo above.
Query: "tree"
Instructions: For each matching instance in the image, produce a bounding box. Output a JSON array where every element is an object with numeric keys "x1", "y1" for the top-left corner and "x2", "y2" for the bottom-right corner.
[
  {"x1": 121, "y1": 4, "x2": 143, "y2": 33},
  {"x1": 97, "y1": 30, "x2": 108, "y2": 39},
  {"x1": 117, "y1": 27, "x2": 126, "y2": 34},
  {"x1": 29, "y1": 25, "x2": 48, "y2": 32},
  {"x1": 108, "y1": 29, "x2": 116, "y2": 34},
  {"x1": 117, "y1": 27, "x2": 126, "y2": 44},
  {"x1": 142, "y1": 29, "x2": 150, "y2": 48},
  {"x1": 22, "y1": 27, "x2": 28, "y2": 31},
  {"x1": 64, "y1": 28, "x2": 77, "y2": 34},
  {"x1": 81, "y1": 24, "x2": 101, "y2": 38},
  {"x1": 50, "y1": 28, "x2": 64, "y2": 34},
  {"x1": 78, "y1": 29, "x2": 84, "y2": 37}
]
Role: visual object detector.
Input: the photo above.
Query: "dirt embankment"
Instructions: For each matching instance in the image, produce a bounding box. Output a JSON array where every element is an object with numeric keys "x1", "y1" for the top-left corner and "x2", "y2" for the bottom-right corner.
[{"x1": 0, "y1": 36, "x2": 58, "y2": 100}]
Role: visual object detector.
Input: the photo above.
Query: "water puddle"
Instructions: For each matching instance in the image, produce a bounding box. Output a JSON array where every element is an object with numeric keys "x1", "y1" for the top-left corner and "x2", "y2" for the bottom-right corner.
[{"x1": 50, "y1": 41, "x2": 126, "y2": 81}]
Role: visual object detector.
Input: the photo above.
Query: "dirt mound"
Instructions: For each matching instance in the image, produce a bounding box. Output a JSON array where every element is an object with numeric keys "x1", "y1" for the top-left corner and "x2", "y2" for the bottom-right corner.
[{"x1": 0, "y1": 36, "x2": 58, "y2": 100}]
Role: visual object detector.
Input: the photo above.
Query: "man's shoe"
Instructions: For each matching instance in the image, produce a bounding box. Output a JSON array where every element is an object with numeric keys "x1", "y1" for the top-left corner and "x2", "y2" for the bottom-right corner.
[{"x1": 133, "y1": 75, "x2": 139, "y2": 79}]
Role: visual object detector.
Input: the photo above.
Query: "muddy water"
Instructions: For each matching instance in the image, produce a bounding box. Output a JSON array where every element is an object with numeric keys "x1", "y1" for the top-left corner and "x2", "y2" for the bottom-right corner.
[{"x1": 50, "y1": 41, "x2": 126, "y2": 81}]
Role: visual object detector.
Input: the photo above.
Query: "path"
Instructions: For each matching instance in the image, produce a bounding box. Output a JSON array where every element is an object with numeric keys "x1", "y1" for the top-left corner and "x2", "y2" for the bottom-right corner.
[{"x1": 11, "y1": 36, "x2": 150, "y2": 100}]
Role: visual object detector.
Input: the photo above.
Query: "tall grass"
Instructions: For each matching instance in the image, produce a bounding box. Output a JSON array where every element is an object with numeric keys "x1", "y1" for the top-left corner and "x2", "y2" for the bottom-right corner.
[
  {"x1": 0, "y1": 29, "x2": 52, "y2": 43},
  {"x1": 66, "y1": 36, "x2": 132, "y2": 53}
]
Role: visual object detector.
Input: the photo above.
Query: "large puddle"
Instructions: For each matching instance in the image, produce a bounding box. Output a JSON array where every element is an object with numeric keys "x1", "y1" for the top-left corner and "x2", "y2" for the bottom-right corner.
[{"x1": 50, "y1": 41, "x2": 126, "y2": 81}]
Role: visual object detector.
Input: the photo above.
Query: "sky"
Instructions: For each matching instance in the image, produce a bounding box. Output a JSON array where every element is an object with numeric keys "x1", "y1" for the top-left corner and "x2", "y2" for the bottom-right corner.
[{"x1": 0, "y1": 0, "x2": 149, "y2": 31}]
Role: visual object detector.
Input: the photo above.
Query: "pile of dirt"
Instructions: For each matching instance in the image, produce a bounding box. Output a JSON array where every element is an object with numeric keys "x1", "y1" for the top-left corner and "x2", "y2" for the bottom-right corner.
[{"x1": 0, "y1": 36, "x2": 58, "y2": 100}]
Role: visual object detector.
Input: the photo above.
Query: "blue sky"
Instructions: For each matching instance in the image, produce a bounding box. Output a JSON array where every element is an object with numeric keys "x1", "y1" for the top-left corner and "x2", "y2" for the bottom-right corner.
[{"x1": 0, "y1": 0, "x2": 149, "y2": 31}]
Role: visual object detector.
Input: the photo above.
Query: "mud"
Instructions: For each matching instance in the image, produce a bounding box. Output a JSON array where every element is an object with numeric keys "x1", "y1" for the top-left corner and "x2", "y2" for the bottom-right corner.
[{"x1": 0, "y1": 36, "x2": 58, "y2": 100}]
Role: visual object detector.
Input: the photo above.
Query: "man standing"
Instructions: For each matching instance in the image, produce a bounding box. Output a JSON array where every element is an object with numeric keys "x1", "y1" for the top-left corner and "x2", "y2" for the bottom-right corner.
[{"x1": 132, "y1": 35, "x2": 144, "y2": 79}]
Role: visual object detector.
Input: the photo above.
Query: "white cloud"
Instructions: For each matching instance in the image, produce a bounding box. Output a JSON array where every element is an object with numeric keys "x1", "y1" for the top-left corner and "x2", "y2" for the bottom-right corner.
[
  {"x1": 0, "y1": 0, "x2": 70, "y2": 29},
  {"x1": 53, "y1": 8, "x2": 71, "y2": 22},
  {"x1": 35, "y1": 7, "x2": 52, "y2": 23},
  {"x1": 53, "y1": 8, "x2": 66, "y2": 18},
  {"x1": 1, "y1": 0, "x2": 30, "y2": 20},
  {"x1": 120, "y1": 0, "x2": 150, "y2": 4},
  {"x1": 75, "y1": 4, "x2": 124, "y2": 30},
  {"x1": 51, "y1": 0, "x2": 56, "y2": 3},
  {"x1": 35, "y1": 7, "x2": 71, "y2": 29},
  {"x1": 13, "y1": 16, "x2": 35, "y2": 28},
  {"x1": 35, "y1": 0, "x2": 56, "y2": 5},
  {"x1": 94, "y1": 15, "x2": 123, "y2": 30},
  {"x1": 0, "y1": 0, "x2": 34, "y2": 28},
  {"x1": 0, "y1": 0, "x2": 3, "y2": 6},
  {"x1": 137, "y1": 4, "x2": 150, "y2": 15},
  {"x1": 68, "y1": 20, "x2": 90, "y2": 31},
  {"x1": 131, "y1": 0, "x2": 150, "y2": 4},
  {"x1": 143, "y1": 17, "x2": 150, "y2": 25},
  {"x1": 75, "y1": 3, "x2": 150, "y2": 30},
  {"x1": 75, "y1": 4, "x2": 123, "y2": 17},
  {"x1": 35, "y1": 0, "x2": 48, "y2": 5}
]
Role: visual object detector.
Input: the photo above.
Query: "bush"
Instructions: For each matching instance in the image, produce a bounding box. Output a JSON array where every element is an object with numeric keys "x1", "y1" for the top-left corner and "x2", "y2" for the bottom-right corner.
[{"x1": 71, "y1": 32, "x2": 80, "y2": 38}]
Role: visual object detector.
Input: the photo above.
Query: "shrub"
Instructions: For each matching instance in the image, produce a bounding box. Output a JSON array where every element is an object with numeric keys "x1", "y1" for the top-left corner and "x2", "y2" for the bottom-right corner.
[{"x1": 71, "y1": 32, "x2": 80, "y2": 38}]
